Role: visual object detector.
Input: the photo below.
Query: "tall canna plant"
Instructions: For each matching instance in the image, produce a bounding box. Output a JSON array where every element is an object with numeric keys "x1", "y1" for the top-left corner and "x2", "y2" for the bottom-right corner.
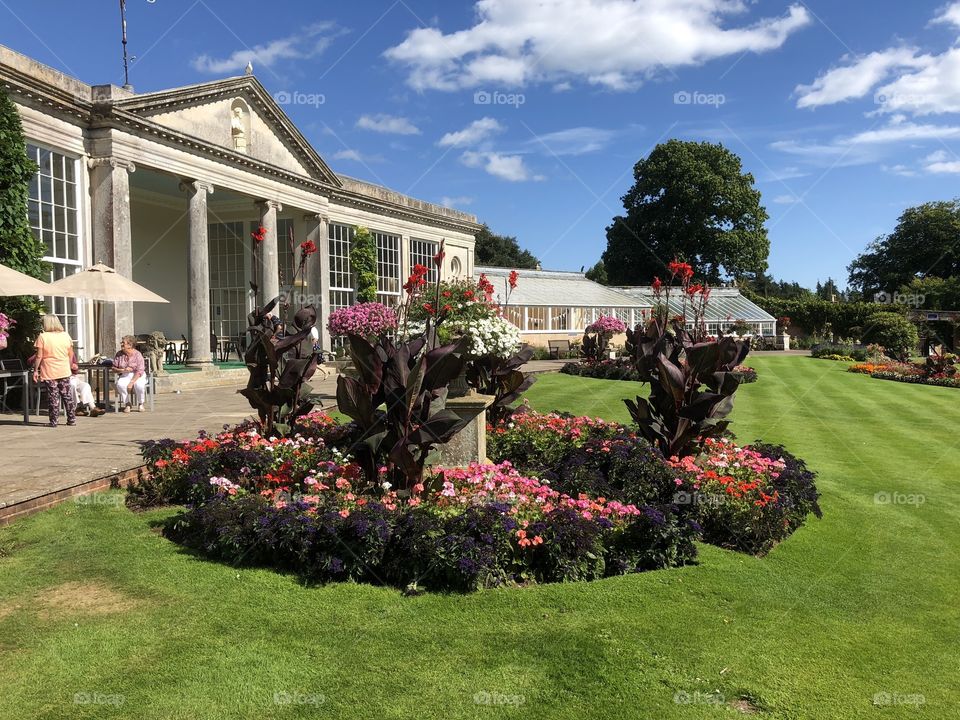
[
  {"x1": 240, "y1": 239, "x2": 321, "y2": 436},
  {"x1": 624, "y1": 261, "x2": 750, "y2": 458}
]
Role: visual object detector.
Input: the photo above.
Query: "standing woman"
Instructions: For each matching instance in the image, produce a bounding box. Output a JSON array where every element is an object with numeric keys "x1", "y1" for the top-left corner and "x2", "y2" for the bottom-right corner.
[
  {"x1": 112, "y1": 335, "x2": 147, "y2": 412},
  {"x1": 32, "y1": 314, "x2": 77, "y2": 427}
]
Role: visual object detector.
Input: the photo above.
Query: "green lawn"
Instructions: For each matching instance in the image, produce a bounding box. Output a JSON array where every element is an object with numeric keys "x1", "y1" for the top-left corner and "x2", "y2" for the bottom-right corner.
[{"x1": 1, "y1": 356, "x2": 957, "y2": 719}]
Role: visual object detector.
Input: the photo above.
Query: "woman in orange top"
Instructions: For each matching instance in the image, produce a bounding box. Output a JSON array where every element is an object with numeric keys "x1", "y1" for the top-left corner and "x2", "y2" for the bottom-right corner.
[{"x1": 32, "y1": 314, "x2": 77, "y2": 427}]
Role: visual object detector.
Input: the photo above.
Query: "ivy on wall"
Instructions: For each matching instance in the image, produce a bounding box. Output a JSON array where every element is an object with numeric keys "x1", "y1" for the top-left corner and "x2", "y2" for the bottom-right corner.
[
  {"x1": 351, "y1": 226, "x2": 378, "y2": 303},
  {"x1": 0, "y1": 86, "x2": 47, "y2": 357}
]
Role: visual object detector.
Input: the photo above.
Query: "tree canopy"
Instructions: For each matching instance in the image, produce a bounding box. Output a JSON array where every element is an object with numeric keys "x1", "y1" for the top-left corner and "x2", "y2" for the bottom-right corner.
[
  {"x1": 602, "y1": 139, "x2": 769, "y2": 285},
  {"x1": 584, "y1": 260, "x2": 608, "y2": 285},
  {"x1": 848, "y1": 200, "x2": 960, "y2": 297},
  {"x1": 474, "y1": 224, "x2": 538, "y2": 269}
]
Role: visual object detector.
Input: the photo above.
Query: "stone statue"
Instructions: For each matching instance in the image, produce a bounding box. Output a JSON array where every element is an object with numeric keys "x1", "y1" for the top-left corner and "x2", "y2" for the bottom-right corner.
[
  {"x1": 139, "y1": 331, "x2": 168, "y2": 376},
  {"x1": 231, "y1": 106, "x2": 247, "y2": 153}
]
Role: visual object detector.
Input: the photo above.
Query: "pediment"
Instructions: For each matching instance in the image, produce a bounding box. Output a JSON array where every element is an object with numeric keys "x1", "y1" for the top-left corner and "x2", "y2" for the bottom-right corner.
[{"x1": 113, "y1": 78, "x2": 339, "y2": 186}]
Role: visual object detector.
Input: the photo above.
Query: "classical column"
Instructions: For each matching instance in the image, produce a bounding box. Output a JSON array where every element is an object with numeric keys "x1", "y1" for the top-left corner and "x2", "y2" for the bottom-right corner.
[
  {"x1": 257, "y1": 200, "x2": 282, "y2": 309},
  {"x1": 87, "y1": 157, "x2": 135, "y2": 352},
  {"x1": 181, "y1": 180, "x2": 214, "y2": 367},
  {"x1": 400, "y1": 234, "x2": 411, "y2": 292},
  {"x1": 305, "y1": 214, "x2": 331, "y2": 351}
]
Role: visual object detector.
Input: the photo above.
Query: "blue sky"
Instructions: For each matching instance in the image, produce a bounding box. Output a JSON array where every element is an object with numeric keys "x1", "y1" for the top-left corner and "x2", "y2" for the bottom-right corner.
[{"x1": 2, "y1": 0, "x2": 959, "y2": 289}]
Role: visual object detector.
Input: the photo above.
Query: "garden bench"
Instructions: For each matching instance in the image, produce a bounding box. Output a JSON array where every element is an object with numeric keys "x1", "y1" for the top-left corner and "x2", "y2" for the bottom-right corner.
[{"x1": 548, "y1": 339, "x2": 571, "y2": 359}]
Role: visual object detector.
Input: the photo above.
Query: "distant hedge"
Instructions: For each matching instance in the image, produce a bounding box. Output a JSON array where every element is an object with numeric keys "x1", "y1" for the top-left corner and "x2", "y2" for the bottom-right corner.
[{"x1": 744, "y1": 293, "x2": 903, "y2": 338}]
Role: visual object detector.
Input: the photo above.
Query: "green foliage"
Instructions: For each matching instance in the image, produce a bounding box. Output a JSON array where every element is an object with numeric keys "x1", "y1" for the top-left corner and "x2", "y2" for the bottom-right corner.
[
  {"x1": 336, "y1": 334, "x2": 471, "y2": 492},
  {"x1": 585, "y1": 260, "x2": 608, "y2": 285},
  {"x1": 350, "y1": 226, "x2": 378, "y2": 303},
  {"x1": 239, "y1": 301, "x2": 322, "y2": 436},
  {"x1": 861, "y1": 312, "x2": 919, "y2": 361},
  {"x1": 848, "y1": 200, "x2": 960, "y2": 296},
  {"x1": 741, "y1": 272, "x2": 814, "y2": 300},
  {"x1": 899, "y1": 275, "x2": 960, "y2": 310},
  {"x1": 811, "y1": 344, "x2": 868, "y2": 361},
  {"x1": 603, "y1": 139, "x2": 769, "y2": 284},
  {"x1": 465, "y1": 345, "x2": 536, "y2": 425},
  {"x1": 745, "y1": 292, "x2": 901, "y2": 338},
  {"x1": 0, "y1": 86, "x2": 47, "y2": 356},
  {"x1": 474, "y1": 223, "x2": 538, "y2": 268},
  {"x1": 624, "y1": 321, "x2": 750, "y2": 458}
]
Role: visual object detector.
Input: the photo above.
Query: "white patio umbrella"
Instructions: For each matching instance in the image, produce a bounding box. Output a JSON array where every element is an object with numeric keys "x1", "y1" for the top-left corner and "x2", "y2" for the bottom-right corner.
[
  {"x1": 46, "y1": 262, "x2": 169, "y2": 354},
  {"x1": 0, "y1": 262, "x2": 54, "y2": 297}
]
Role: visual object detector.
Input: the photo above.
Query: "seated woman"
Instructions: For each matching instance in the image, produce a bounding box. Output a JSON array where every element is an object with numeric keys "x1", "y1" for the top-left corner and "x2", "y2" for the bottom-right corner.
[
  {"x1": 112, "y1": 335, "x2": 147, "y2": 412},
  {"x1": 71, "y1": 366, "x2": 104, "y2": 417}
]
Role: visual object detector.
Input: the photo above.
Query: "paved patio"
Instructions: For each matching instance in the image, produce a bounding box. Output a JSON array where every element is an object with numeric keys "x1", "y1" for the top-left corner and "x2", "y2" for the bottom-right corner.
[{"x1": 0, "y1": 375, "x2": 339, "y2": 522}]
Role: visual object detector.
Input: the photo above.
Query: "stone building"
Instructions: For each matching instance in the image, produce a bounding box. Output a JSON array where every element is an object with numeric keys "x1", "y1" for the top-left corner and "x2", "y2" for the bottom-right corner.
[{"x1": 0, "y1": 44, "x2": 478, "y2": 363}]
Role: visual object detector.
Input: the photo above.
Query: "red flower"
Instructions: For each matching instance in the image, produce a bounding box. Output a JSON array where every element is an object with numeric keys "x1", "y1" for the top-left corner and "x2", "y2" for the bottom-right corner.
[
  {"x1": 432, "y1": 249, "x2": 445, "y2": 267},
  {"x1": 652, "y1": 276, "x2": 662, "y2": 291},
  {"x1": 478, "y1": 273, "x2": 495, "y2": 298},
  {"x1": 686, "y1": 283, "x2": 704, "y2": 296},
  {"x1": 464, "y1": 290, "x2": 475, "y2": 300},
  {"x1": 251, "y1": 226, "x2": 267, "y2": 243},
  {"x1": 299, "y1": 240, "x2": 317, "y2": 256},
  {"x1": 667, "y1": 260, "x2": 694, "y2": 282},
  {"x1": 422, "y1": 302, "x2": 435, "y2": 315},
  {"x1": 508, "y1": 270, "x2": 519, "y2": 289}
]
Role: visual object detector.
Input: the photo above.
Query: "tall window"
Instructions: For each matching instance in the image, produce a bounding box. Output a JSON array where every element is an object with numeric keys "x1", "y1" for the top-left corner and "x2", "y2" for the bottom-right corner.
[
  {"x1": 329, "y1": 223, "x2": 354, "y2": 311},
  {"x1": 409, "y1": 238, "x2": 439, "y2": 283},
  {"x1": 209, "y1": 222, "x2": 247, "y2": 340},
  {"x1": 27, "y1": 144, "x2": 82, "y2": 342},
  {"x1": 374, "y1": 230, "x2": 401, "y2": 305}
]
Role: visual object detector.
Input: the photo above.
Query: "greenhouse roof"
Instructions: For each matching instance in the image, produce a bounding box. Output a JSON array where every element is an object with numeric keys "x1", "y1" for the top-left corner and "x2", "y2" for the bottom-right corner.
[
  {"x1": 613, "y1": 286, "x2": 776, "y2": 323},
  {"x1": 477, "y1": 266, "x2": 652, "y2": 308}
]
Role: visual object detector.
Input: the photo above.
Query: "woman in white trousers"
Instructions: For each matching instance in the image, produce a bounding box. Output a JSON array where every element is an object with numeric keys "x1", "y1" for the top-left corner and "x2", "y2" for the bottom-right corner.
[{"x1": 112, "y1": 335, "x2": 148, "y2": 412}]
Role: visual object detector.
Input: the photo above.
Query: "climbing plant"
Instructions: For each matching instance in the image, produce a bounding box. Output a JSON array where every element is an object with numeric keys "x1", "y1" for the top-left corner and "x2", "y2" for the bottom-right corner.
[
  {"x1": 351, "y1": 226, "x2": 378, "y2": 303},
  {"x1": 0, "y1": 86, "x2": 47, "y2": 357}
]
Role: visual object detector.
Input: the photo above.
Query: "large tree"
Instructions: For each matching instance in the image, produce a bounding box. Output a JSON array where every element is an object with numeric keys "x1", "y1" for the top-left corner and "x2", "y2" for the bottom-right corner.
[
  {"x1": 848, "y1": 200, "x2": 960, "y2": 297},
  {"x1": 602, "y1": 139, "x2": 769, "y2": 285},
  {"x1": 474, "y1": 223, "x2": 538, "y2": 269},
  {"x1": 0, "y1": 86, "x2": 46, "y2": 357}
]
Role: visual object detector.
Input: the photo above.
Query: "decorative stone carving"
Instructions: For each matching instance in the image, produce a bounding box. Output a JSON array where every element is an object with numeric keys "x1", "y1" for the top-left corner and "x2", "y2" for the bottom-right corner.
[
  {"x1": 137, "y1": 331, "x2": 168, "y2": 376},
  {"x1": 231, "y1": 105, "x2": 247, "y2": 153}
]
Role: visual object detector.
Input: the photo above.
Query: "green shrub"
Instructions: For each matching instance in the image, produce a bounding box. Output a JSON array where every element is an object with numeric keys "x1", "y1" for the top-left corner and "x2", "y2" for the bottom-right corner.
[{"x1": 861, "y1": 313, "x2": 919, "y2": 360}]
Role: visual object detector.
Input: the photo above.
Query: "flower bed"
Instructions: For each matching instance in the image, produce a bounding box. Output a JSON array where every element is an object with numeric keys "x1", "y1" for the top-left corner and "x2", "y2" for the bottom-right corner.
[
  {"x1": 130, "y1": 407, "x2": 819, "y2": 591},
  {"x1": 489, "y1": 412, "x2": 819, "y2": 556},
  {"x1": 848, "y1": 358, "x2": 960, "y2": 389},
  {"x1": 135, "y1": 413, "x2": 698, "y2": 592}
]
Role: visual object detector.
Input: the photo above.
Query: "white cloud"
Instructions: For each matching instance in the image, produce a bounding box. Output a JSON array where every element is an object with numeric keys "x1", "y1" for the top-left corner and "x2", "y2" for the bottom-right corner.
[
  {"x1": 385, "y1": 0, "x2": 811, "y2": 91},
  {"x1": 461, "y1": 150, "x2": 543, "y2": 181},
  {"x1": 440, "y1": 195, "x2": 474, "y2": 208},
  {"x1": 356, "y1": 114, "x2": 421, "y2": 135},
  {"x1": 438, "y1": 117, "x2": 505, "y2": 147},
  {"x1": 760, "y1": 166, "x2": 809, "y2": 182},
  {"x1": 847, "y1": 118, "x2": 960, "y2": 144},
  {"x1": 933, "y1": 1, "x2": 960, "y2": 28},
  {"x1": 192, "y1": 22, "x2": 338, "y2": 74},
  {"x1": 882, "y1": 163, "x2": 918, "y2": 177},
  {"x1": 795, "y1": 48, "x2": 927, "y2": 109},
  {"x1": 332, "y1": 149, "x2": 384, "y2": 163},
  {"x1": 923, "y1": 149, "x2": 960, "y2": 173},
  {"x1": 772, "y1": 194, "x2": 800, "y2": 204},
  {"x1": 795, "y1": 5, "x2": 960, "y2": 115},
  {"x1": 873, "y1": 48, "x2": 960, "y2": 116},
  {"x1": 526, "y1": 126, "x2": 616, "y2": 155}
]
